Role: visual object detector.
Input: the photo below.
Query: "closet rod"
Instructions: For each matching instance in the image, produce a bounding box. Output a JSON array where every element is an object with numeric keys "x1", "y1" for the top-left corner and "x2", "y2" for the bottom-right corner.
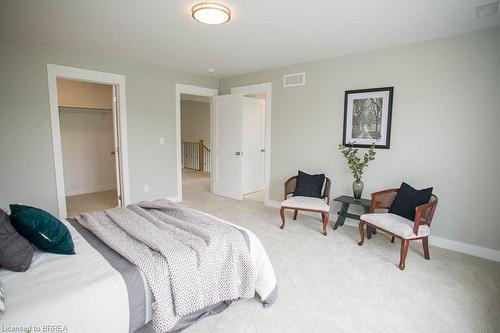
[{"x1": 58, "y1": 106, "x2": 112, "y2": 113}]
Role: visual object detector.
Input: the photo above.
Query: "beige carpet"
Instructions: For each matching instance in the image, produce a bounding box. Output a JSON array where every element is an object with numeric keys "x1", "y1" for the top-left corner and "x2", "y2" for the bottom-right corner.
[
  {"x1": 66, "y1": 190, "x2": 118, "y2": 217},
  {"x1": 146, "y1": 170, "x2": 500, "y2": 332},
  {"x1": 244, "y1": 190, "x2": 264, "y2": 202}
]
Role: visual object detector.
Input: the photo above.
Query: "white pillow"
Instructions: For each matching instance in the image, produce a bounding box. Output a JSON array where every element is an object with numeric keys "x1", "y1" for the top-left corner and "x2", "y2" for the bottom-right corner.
[{"x1": 0, "y1": 280, "x2": 5, "y2": 315}]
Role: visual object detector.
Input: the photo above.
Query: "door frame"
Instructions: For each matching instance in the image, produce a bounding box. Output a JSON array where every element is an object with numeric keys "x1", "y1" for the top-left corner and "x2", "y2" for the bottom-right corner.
[
  {"x1": 47, "y1": 64, "x2": 130, "y2": 219},
  {"x1": 175, "y1": 84, "x2": 218, "y2": 202},
  {"x1": 231, "y1": 82, "x2": 272, "y2": 205}
]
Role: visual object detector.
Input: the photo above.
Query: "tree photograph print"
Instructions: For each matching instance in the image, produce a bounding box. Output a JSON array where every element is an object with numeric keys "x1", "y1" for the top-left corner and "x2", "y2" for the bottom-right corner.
[{"x1": 343, "y1": 87, "x2": 393, "y2": 149}]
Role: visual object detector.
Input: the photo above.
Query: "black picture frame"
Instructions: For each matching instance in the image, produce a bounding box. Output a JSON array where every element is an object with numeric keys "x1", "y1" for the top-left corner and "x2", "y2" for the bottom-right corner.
[{"x1": 342, "y1": 86, "x2": 393, "y2": 149}]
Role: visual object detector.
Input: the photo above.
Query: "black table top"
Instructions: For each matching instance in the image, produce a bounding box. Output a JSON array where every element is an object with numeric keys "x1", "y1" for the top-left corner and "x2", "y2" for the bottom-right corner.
[{"x1": 334, "y1": 195, "x2": 371, "y2": 207}]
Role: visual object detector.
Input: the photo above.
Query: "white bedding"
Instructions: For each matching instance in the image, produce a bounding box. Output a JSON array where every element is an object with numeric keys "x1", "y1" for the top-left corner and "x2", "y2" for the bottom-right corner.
[
  {"x1": 0, "y1": 211, "x2": 276, "y2": 333},
  {"x1": 199, "y1": 211, "x2": 277, "y2": 303},
  {"x1": 0, "y1": 220, "x2": 131, "y2": 333}
]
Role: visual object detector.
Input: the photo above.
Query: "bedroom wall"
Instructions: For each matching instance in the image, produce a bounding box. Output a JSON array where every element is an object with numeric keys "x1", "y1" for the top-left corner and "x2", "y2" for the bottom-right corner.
[
  {"x1": 220, "y1": 26, "x2": 500, "y2": 253},
  {"x1": 181, "y1": 100, "x2": 211, "y2": 148},
  {"x1": 0, "y1": 40, "x2": 218, "y2": 216}
]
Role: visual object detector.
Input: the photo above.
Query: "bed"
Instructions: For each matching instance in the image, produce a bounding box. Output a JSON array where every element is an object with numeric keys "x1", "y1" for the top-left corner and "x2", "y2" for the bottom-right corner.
[{"x1": 0, "y1": 203, "x2": 277, "y2": 333}]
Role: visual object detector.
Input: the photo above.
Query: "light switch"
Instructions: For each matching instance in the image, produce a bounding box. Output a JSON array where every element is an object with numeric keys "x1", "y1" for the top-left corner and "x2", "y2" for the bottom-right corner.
[
  {"x1": 144, "y1": 185, "x2": 150, "y2": 192},
  {"x1": 159, "y1": 137, "x2": 165, "y2": 145}
]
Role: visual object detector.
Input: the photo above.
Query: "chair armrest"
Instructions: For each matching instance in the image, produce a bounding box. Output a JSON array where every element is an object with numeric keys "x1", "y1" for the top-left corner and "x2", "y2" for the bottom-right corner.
[
  {"x1": 283, "y1": 176, "x2": 297, "y2": 200},
  {"x1": 370, "y1": 188, "x2": 398, "y2": 212},
  {"x1": 322, "y1": 177, "x2": 332, "y2": 205},
  {"x1": 412, "y1": 196, "x2": 438, "y2": 235}
]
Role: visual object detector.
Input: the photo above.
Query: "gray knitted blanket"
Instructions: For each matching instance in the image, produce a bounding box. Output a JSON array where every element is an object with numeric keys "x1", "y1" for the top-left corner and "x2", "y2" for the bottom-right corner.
[{"x1": 76, "y1": 199, "x2": 256, "y2": 333}]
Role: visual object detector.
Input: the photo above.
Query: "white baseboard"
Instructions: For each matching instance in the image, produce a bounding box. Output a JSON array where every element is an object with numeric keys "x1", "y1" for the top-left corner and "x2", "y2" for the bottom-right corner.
[
  {"x1": 428, "y1": 236, "x2": 500, "y2": 262},
  {"x1": 66, "y1": 185, "x2": 117, "y2": 197},
  {"x1": 264, "y1": 200, "x2": 500, "y2": 262}
]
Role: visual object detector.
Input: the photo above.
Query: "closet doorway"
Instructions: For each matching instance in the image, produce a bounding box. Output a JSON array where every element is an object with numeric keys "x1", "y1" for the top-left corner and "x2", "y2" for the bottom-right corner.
[
  {"x1": 48, "y1": 64, "x2": 130, "y2": 219},
  {"x1": 57, "y1": 79, "x2": 119, "y2": 217}
]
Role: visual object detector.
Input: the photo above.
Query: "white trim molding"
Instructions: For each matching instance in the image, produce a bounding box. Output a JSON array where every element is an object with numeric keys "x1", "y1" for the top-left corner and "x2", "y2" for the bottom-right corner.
[
  {"x1": 175, "y1": 84, "x2": 218, "y2": 202},
  {"x1": 66, "y1": 185, "x2": 117, "y2": 197},
  {"x1": 231, "y1": 82, "x2": 273, "y2": 206},
  {"x1": 428, "y1": 235, "x2": 500, "y2": 262},
  {"x1": 47, "y1": 64, "x2": 130, "y2": 219}
]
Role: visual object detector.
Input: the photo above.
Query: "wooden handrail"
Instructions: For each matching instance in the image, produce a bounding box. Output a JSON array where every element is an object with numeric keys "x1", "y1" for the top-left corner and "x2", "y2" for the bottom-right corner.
[
  {"x1": 181, "y1": 140, "x2": 210, "y2": 172},
  {"x1": 181, "y1": 141, "x2": 210, "y2": 149}
]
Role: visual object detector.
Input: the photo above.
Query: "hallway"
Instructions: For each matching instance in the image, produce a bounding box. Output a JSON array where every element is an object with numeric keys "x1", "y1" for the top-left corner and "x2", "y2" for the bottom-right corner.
[{"x1": 182, "y1": 168, "x2": 264, "y2": 203}]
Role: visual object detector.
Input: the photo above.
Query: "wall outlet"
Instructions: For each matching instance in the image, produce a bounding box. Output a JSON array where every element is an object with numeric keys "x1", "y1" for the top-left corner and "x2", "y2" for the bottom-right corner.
[{"x1": 143, "y1": 185, "x2": 150, "y2": 192}]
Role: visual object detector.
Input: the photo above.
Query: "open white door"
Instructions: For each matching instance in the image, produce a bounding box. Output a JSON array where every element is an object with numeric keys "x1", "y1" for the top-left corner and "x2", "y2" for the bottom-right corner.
[
  {"x1": 211, "y1": 94, "x2": 243, "y2": 200},
  {"x1": 241, "y1": 97, "x2": 265, "y2": 194},
  {"x1": 111, "y1": 86, "x2": 122, "y2": 206}
]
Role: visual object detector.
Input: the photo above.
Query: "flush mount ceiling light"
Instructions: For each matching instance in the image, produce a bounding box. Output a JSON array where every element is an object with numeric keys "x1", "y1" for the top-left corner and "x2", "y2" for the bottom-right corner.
[{"x1": 192, "y1": 3, "x2": 231, "y2": 25}]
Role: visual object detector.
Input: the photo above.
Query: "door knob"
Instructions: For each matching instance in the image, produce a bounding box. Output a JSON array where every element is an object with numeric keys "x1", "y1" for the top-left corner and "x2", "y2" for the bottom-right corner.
[
  {"x1": 235, "y1": 152, "x2": 242, "y2": 155},
  {"x1": 261, "y1": 149, "x2": 265, "y2": 152}
]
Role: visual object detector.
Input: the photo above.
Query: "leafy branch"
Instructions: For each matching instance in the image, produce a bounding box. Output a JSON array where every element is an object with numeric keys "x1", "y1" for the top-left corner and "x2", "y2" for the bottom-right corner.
[{"x1": 338, "y1": 143, "x2": 376, "y2": 181}]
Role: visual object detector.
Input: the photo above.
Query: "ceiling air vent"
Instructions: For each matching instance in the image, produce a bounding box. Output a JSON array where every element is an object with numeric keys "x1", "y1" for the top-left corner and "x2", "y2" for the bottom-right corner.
[{"x1": 283, "y1": 72, "x2": 305, "y2": 87}]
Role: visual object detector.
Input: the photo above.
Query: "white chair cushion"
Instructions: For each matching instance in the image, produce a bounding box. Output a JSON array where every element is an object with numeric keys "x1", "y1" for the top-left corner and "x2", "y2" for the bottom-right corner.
[
  {"x1": 281, "y1": 196, "x2": 330, "y2": 212},
  {"x1": 361, "y1": 213, "x2": 430, "y2": 239}
]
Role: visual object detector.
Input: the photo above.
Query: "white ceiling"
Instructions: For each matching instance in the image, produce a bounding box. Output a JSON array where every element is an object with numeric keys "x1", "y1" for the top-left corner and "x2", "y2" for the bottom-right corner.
[{"x1": 1, "y1": 0, "x2": 499, "y2": 78}]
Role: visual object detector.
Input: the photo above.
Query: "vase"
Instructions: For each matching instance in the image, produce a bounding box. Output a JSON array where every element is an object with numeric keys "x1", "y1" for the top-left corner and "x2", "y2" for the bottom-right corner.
[{"x1": 353, "y1": 180, "x2": 364, "y2": 200}]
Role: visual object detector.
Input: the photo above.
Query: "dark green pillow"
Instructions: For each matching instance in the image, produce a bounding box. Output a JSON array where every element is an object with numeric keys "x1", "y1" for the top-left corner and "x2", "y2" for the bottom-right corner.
[{"x1": 9, "y1": 204, "x2": 75, "y2": 255}]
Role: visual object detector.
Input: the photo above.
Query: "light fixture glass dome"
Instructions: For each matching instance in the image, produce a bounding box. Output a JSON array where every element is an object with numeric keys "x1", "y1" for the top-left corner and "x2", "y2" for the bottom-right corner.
[{"x1": 192, "y1": 3, "x2": 231, "y2": 25}]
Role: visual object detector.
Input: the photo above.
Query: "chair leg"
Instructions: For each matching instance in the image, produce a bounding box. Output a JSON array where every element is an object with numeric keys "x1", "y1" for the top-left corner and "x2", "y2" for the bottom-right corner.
[
  {"x1": 399, "y1": 239, "x2": 410, "y2": 270},
  {"x1": 391, "y1": 236, "x2": 395, "y2": 243},
  {"x1": 293, "y1": 210, "x2": 298, "y2": 220},
  {"x1": 321, "y1": 212, "x2": 329, "y2": 236},
  {"x1": 422, "y1": 237, "x2": 430, "y2": 260},
  {"x1": 280, "y1": 207, "x2": 286, "y2": 229},
  {"x1": 358, "y1": 221, "x2": 365, "y2": 246}
]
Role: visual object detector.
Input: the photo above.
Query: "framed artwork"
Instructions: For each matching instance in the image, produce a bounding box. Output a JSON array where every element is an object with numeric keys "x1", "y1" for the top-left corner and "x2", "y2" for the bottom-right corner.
[{"x1": 342, "y1": 87, "x2": 394, "y2": 149}]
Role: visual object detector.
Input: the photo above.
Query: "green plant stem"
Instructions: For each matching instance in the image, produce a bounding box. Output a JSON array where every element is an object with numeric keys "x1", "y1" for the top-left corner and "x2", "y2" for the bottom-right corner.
[{"x1": 338, "y1": 143, "x2": 376, "y2": 181}]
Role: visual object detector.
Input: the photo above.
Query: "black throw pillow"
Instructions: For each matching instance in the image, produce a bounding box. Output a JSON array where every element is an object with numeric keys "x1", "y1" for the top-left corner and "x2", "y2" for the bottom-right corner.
[
  {"x1": 0, "y1": 209, "x2": 33, "y2": 272},
  {"x1": 389, "y1": 182, "x2": 433, "y2": 221},
  {"x1": 293, "y1": 171, "x2": 325, "y2": 198}
]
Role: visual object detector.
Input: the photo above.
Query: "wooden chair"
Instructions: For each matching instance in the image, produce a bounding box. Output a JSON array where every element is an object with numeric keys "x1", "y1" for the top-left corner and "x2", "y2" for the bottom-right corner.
[
  {"x1": 279, "y1": 176, "x2": 331, "y2": 236},
  {"x1": 358, "y1": 188, "x2": 438, "y2": 270}
]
